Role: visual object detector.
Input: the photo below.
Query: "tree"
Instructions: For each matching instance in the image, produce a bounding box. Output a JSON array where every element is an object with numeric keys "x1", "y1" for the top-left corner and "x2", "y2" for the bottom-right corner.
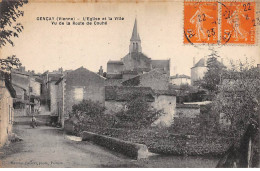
[
  {"x1": 213, "y1": 60, "x2": 260, "y2": 137},
  {"x1": 200, "y1": 50, "x2": 226, "y2": 93},
  {"x1": 115, "y1": 92, "x2": 163, "y2": 129},
  {"x1": 0, "y1": 0, "x2": 28, "y2": 48},
  {"x1": 0, "y1": 54, "x2": 21, "y2": 72}
]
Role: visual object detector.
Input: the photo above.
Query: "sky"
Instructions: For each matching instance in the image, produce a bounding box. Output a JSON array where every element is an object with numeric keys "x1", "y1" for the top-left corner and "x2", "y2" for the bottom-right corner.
[{"x1": 2, "y1": 0, "x2": 260, "y2": 76}]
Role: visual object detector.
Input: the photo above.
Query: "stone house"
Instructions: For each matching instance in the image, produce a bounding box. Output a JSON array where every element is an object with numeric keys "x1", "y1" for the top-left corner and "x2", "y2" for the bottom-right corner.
[
  {"x1": 0, "y1": 72, "x2": 16, "y2": 147},
  {"x1": 105, "y1": 86, "x2": 176, "y2": 127},
  {"x1": 55, "y1": 67, "x2": 106, "y2": 127}
]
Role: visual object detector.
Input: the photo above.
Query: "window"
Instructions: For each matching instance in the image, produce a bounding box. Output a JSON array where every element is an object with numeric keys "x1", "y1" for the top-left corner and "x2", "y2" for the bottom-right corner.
[{"x1": 74, "y1": 88, "x2": 84, "y2": 101}]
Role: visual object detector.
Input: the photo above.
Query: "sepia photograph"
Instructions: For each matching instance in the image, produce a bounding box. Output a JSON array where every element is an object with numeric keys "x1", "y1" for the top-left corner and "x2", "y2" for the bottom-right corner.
[{"x1": 0, "y1": 0, "x2": 259, "y2": 168}]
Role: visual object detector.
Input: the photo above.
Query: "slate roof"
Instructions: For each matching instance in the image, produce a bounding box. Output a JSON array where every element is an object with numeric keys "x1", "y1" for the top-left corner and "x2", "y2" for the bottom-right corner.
[
  {"x1": 130, "y1": 18, "x2": 141, "y2": 41},
  {"x1": 105, "y1": 86, "x2": 155, "y2": 102}
]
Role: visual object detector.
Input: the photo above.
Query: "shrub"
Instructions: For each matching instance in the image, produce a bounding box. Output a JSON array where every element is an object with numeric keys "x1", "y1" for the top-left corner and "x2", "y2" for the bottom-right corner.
[
  {"x1": 69, "y1": 100, "x2": 115, "y2": 133},
  {"x1": 115, "y1": 93, "x2": 163, "y2": 129}
]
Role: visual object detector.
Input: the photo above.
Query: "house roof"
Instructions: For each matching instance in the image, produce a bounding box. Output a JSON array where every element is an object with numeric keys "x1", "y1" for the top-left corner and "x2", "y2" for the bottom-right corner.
[
  {"x1": 121, "y1": 68, "x2": 165, "y2": 86},
  {"x1": 192, "y1": 58, "x2": 206, "y2": 68},
  {"x1": 55, "y1": 67, "x2": 105, "y2": 85},
  {"x1": 105, "y1": 86, "x2": 155, "y2": 102},
  {"x1": 107, "y1": 60, "x2": 124, "y2": 65},
  {"x1": 151, "y1": 60, "x2": 170, "y2": 71},
  {"x1": 154, "y1": 89, "x2": 177, "y2": 96}
]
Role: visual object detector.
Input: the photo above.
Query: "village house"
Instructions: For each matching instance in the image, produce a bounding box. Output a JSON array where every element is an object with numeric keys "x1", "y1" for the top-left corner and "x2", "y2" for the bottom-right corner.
[
  {"x1": 170, "y1": 74, "x2": 191, "y2": 86},
  {"x1": 55, "y1": 67, "x2": 106, "y2": 127},
  {"x1": 0, "y1": 72, "x2": 16, "y2": 147}
]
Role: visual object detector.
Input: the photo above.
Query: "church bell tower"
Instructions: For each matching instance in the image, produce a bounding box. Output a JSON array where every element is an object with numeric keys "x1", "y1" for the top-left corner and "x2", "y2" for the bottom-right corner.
[{"x1": 129, "y1": 19, "x2": 142, "y2": 53}]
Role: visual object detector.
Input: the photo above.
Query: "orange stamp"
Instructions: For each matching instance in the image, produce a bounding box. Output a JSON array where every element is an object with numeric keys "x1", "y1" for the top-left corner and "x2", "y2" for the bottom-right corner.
[
  {"x1": 184, "y1": 1, "x2": 218, "y2": 44},
  {"x1": 221, "y1": 2, "x2": 256, "y2": 44}
]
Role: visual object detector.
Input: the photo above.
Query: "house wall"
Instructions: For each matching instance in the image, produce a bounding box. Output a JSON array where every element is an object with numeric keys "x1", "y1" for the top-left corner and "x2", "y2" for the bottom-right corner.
[
  {"x1": 191, "y1": 66, "x2": 207, "y2": 85},
  {"x1": 171, "y1": 77, "x2": 191, "y2": 85},
  {"x1": 57, "y1": 68, "x2": 105, "y2": 128},
  {"x1": 0, "y1": 80, "x2": 14, "y2": 147},
  {"x1": 175, "y1": 107, "x2": 200, "y2": 118},
  {"x1": 151, "y1": 95, "x2": 176, "y2": 127},
  {"x1": 107, "y1": 63, "x2": 124, "y2": 74},
  {"x1": 30, "y1": 78, "x2": 41, "y2": 97},
  {"x1": 49, "y1": 81, "x2": 58, "y2": 115}
]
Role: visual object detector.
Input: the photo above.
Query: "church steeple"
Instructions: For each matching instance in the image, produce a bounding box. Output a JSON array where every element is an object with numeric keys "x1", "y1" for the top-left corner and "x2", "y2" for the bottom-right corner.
[{"x1": 129, "y1": 18, "x2": 142, "y2": 53}]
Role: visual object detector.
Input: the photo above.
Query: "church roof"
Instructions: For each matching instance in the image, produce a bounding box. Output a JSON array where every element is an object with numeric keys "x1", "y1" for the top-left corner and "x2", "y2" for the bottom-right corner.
[{"x1": 130, "y1": 18, "x2": 141, "y2": 41}]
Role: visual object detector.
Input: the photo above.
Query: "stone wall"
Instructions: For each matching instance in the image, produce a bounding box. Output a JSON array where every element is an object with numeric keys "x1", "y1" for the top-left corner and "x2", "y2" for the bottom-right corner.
[
  {"x1": 175, "y1": 104, "x2": 200, "y2": 118},
  {"x1": 0, "y1": 80, "x2": 14, "y2": 147},
  {"x1": 152, "y1": 95, "x2": 176, "y2": 127}
]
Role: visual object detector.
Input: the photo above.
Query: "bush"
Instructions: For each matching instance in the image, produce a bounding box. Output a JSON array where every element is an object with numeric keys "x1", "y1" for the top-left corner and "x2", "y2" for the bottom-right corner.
[
  {"x1": 115, "y1": 94, "x2": 163, "y2": 129},
  {"x1": 69, "y1": 99, "x2": 115, "y2": 133}
]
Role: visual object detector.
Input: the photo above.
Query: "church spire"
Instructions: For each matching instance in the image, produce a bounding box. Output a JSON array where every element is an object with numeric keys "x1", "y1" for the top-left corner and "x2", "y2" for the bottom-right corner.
[
  {"x1": 130, "y1": 18, "x2": 141, "y2": 41},
  {"x1": 129, "y1": 18, "x2": 142, "y2": 53}
]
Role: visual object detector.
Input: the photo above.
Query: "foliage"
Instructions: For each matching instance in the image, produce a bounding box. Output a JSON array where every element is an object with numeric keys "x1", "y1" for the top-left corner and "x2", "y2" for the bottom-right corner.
[
  {"x1": 200, "y1": 56, "x2": 226, "y2": 93},
  {"x1": 0, "y1": 55, "x2": 21, "y2": 72},
  {"x1": 115, "y1": 92, "x2": 163, "y2": 129},
  {"x1": 212, "y1": 60, "x2": 260, "y2": 138},
  {"x1": 69, "y1": 99, "x2": 114, "y2": 133},
  {"x1": 0, "y1": 0, "x2": 28, "y2": 48}
]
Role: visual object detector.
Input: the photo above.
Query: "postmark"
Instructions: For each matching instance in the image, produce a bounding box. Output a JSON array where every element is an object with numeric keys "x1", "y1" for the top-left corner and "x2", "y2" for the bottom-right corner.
[
  {"x1": 184, "y1": 1, "x2": 218, "y2": 44},
  {"x1": 221, "y1": 1, "x2": 256, "y2": 44}
]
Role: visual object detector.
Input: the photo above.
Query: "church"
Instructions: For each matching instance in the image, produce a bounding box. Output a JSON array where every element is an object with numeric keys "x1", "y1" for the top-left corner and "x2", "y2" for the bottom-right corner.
[{"x1": 105, "y1": 19, "x2": 170, "y2": 82}]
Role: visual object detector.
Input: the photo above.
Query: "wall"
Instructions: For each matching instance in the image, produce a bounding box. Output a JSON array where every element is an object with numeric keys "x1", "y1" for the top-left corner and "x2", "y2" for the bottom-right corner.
[
  {"x1": 30, "y1": 78, "x2": 41, "y2": 97},
  {"x1": 171, "y1": 77, "x2": 191, "y2": 85},
  {"x1": 175, "y1": 105, "x2": 200, "y2": 118},
  {"x1": 49, "y1": 81, "x2": 58, "y2": 115},
  {"x1": 151, "y1": 95, "x2": 176, "y2": 127},
  {"x1": 191, "y1": 66, "x2": 207, "y2": 85},
  {"x1": 0, "y1": 80, "x2": 14, "y2": 147},
  {"x1": 107, "y1": 63, "x2": 124, "y2": 74}
]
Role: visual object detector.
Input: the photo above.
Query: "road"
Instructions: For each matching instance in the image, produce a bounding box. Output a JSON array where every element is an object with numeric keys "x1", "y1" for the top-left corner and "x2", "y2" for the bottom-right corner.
[
  {"x1": 0, "y1": 125, "x2": 141, "y2": 168},
  {"x1": 0, "y1": 125, "x2": 219, "y2": 168}
]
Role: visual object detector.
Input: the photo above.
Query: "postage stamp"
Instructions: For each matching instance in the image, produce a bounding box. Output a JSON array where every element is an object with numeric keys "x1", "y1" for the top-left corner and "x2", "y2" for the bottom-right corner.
[
  {"x1": 184, "y1": 1, "x2": 218, "y2": 44},
  {"x1": 221, "y1": 1, "x2": 256, "y2": 44}
]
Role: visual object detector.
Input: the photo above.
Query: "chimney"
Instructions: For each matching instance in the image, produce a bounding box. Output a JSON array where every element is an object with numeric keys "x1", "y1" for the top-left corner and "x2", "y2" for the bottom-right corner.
[
  {"x1": 98, "y1": 66, "x2": 103, "y2": 76},
  {"x1": 193, "y1": 57, "x2": 196, "y2": 66}
]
